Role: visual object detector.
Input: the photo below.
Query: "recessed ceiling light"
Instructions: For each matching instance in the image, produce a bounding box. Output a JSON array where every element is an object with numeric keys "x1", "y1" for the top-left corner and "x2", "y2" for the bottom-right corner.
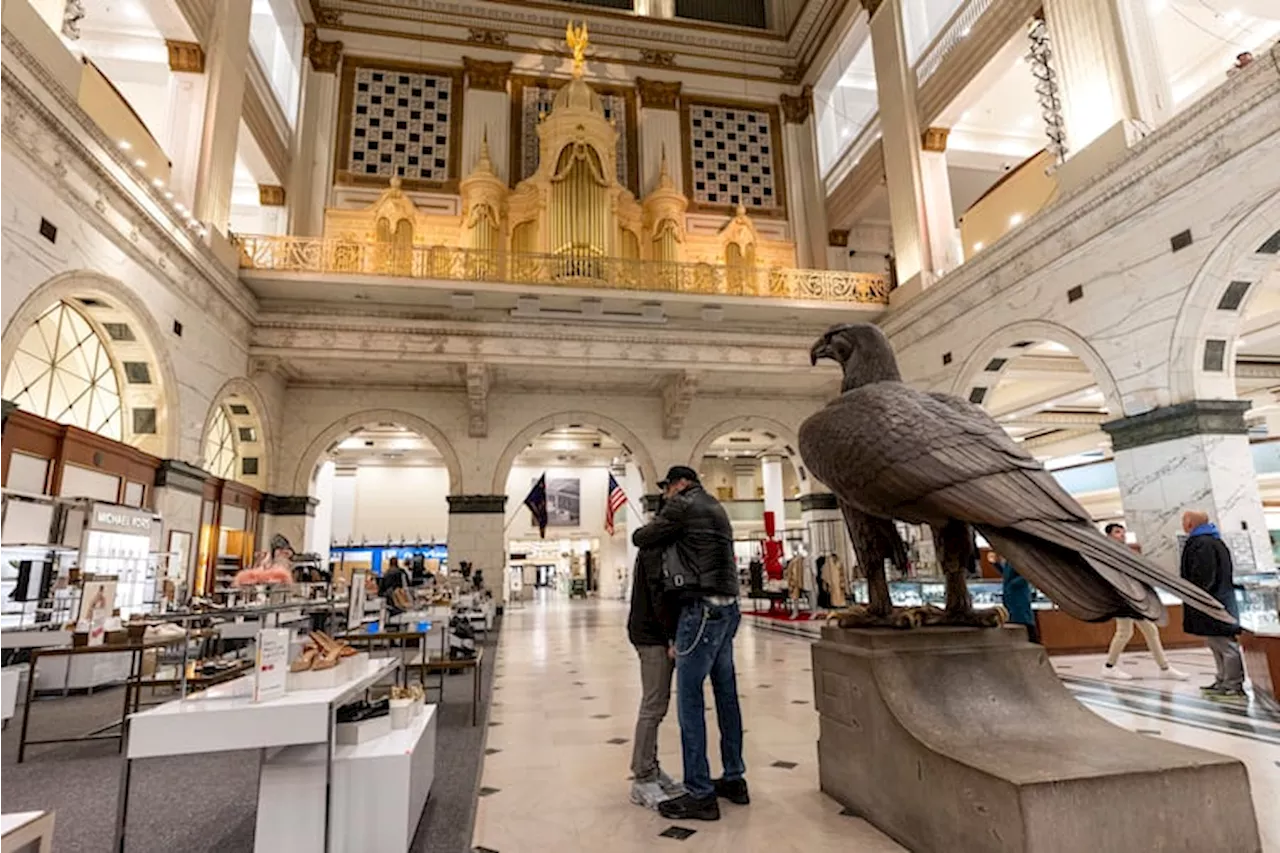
[
  {"x1": 1224, "y1": 8, "x2": 1242, "y2": 23},
  {"x1": 175, "y1": 203, "x2": 186, "y2": 212},
  {"x1": 152, "y1": 178, "x2": 164, "y2": 187},
  {"x1": 973, "y1": 241, "x2": 984, "y2": 251},
  {"x1": 164, "y1": 191, "x2": 174, "y2": 199},
  {"x1": 118, "y1": 140, "x2": 132, "y2": 150},
  {"x1": 959, "y1": 26, "x2": 971, "y2": 37},
  {"x1": 134, "y1": 159, "x2": 147, "y2": 168},
  {"x1": 1009, "y1": 213, "x2": 1024, "y2": 226}
]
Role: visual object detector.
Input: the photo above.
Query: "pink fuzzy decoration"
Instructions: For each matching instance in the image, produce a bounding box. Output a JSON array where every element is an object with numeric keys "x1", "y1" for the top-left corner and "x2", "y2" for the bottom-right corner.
[
  {"x1": 233, "y1": 567, "x2": 267, "y2": 587},
  {"x1": 261, "y1": 565, "x2": 294, "y2": 585}
]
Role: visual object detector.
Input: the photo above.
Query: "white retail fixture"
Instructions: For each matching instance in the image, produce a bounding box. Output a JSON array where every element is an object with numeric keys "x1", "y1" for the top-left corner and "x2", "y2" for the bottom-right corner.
[
  {"x1": 255, "y1": 704, "x2": 437, "y2": 852},
  {"x1": 1, "y1": 666, "x2": 24, "y2": 723},
  {"x1": 117, "y1": 657, "x2": 400, "y2": 852},
  {"x1": 1, "y1": 810, "x2": 54, "y2": 853}
]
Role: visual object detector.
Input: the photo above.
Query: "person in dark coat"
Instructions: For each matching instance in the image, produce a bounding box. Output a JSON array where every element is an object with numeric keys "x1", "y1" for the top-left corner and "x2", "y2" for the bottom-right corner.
[
  {"x1": 997, "y1": 554, "x2": 1039, "y2": 644},
  {"x1": 1179, "y1": 511, "x2": 1244, "y2": 698},
  {"x1": 626, "y1": 506, "x2": 681, "y2": 811}
]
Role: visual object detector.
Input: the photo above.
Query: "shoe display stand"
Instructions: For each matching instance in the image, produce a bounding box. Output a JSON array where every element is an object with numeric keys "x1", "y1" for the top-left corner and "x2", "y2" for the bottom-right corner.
[
  {"x1": 255, "y1": 703, "x2": 437, "y2": 852},
  {"x1": 115, "y1": 657, "x2": 400, "y2": 852}
]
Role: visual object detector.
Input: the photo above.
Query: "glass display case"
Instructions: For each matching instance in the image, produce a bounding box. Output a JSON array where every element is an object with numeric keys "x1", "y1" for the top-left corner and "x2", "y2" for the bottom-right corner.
[{"x1": 1236, "y1": 572, "x2": 1279, "y2": 635}]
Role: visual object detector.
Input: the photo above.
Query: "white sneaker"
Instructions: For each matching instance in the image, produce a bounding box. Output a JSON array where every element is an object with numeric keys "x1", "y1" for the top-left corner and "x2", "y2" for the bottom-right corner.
[
  {"x1": 1161, "y1": 666, "x2": 1189, "y2": 681},
  {"x1": 1102, "y1": 665, "x2": 1134, "y2": 681},
  {"x1": 630, "y1": 780, "x2": 672, "y2": 811}
]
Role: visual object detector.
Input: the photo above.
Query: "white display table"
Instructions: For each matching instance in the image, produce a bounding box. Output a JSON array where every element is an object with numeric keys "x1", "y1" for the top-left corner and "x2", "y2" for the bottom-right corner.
[
  {"x1": 116, "y1": 657, "x2": 399, "y2": 852},
  {"x1": 1, "y1": 810, "x2": 54, "y2": 853},
  {"x1": 32, "y1": 651, "x2": 132, "y2": 693},
  {"x1": 1, "y1": 666, "x2": 24, "y2": 723},
  {"x1": 255, "y1": 705, "x2": 437, "y2": 852}
]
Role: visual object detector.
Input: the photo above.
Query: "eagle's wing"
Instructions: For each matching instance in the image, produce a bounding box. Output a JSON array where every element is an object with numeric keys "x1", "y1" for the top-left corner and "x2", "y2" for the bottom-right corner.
[{"x1": 800, "y1": 384, "x2": 1232, "y2": 623}]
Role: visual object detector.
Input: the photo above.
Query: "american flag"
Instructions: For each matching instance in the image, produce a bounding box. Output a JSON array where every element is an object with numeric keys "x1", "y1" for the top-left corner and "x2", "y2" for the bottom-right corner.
[{"x1": 605, "y1": 473, "x2": 627, "y2": 536}]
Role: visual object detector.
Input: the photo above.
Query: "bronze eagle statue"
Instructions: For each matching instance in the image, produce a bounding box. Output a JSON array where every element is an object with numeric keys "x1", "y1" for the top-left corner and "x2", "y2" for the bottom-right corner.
[{"x1": 799, "y1": 323, "x2": 1234, "y2": 629}]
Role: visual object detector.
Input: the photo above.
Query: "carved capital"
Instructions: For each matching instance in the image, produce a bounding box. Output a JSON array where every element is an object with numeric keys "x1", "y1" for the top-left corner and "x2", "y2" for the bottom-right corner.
[
  {"x1": 317, "y1": 8, "x2": 343, "y2": 25},
  {"x1": 780, "y1": 85, "x2": 814, "y2": 124},
  {"x1": 466, "y1": 363, "x2": 490, "y2": 438},
  {"x1": 860, "y1": 0, "x2": 885, "y2": 17},
  {"x1": 258, "y1": 184, "x2": 286, "y2": 206},
  {"x1": 660, "y1": 371, "x2": 698, "y2": 440},
  {"x1": 165, "y1": 40, "x2": 204, "y2": 74},
  {"x1": 304, "y1": 24, "x2": 343, "y2": 73},
  {"x1": 828, "y1": 229, "x2": 849, "y2": 247},
  {"x1": 636, "y1": 77, "x2": 681, "y2": 111},
  {"x1": 467, "y1": 27, "x2": 509, "y2": 47},
  {"x1": 639, "y1": 48, "x2": 676, "y2": 68},
  {"x1": 780, "y1": 65, "x2": 804, "y2": 84},
  {"x1": 463, "y1": 56, "x2": 513, "y2": 92},
  {"x1": 921, "y1": 127, "x2": 949, "y2": 152}
]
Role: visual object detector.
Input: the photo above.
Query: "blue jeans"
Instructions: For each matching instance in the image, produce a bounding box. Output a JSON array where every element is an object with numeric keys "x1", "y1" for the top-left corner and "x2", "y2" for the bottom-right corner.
[{"x1": 674, "y1": 599, "x2": 745, "y2": 799}]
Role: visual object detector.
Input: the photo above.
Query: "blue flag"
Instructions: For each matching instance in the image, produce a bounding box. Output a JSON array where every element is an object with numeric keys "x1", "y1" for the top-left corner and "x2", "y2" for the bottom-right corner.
[{"x1": 524, "y1": 473, "x2": 548, "y2": 539}]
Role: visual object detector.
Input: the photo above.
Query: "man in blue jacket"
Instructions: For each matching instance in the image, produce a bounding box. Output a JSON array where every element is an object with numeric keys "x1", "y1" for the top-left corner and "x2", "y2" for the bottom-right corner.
[{"x1": 1179, "y1": 511, "x2": 1245, "y2": 699}]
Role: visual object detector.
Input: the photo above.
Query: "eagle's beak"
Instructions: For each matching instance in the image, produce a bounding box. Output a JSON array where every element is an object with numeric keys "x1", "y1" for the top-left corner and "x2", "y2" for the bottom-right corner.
[{"x1": 810, "y1": 339, "x2": 834, "y2": 366}]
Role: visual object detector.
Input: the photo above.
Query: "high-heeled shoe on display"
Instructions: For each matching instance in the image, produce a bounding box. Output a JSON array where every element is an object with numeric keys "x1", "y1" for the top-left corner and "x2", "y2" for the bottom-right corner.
[{"x1": 290, "y1": 645, "x2": 318, "y2": 672}]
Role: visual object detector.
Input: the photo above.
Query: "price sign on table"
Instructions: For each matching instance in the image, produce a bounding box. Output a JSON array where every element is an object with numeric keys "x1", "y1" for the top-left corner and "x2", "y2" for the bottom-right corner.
[{"x1": 254, "y1": 628, "x2": 290, "y2": 703}]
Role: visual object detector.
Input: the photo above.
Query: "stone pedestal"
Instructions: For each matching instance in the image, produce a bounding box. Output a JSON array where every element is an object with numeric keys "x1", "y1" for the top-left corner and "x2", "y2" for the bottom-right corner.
[{"x1": 812, "y1": 626, "x2": 1260, "y2": 853}]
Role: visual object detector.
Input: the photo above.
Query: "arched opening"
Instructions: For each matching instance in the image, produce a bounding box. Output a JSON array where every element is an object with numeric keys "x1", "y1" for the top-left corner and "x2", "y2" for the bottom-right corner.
[
  {"x1": 199, "y1": 380, "x2": 270, "y2": 491},
  {"x1": 3, "y1": 281, "x2": 175, "y2": 457},
  {"x1": 297, "y1": 413, "x2": 460, "y2": 586},
  {"x1": 961, "y1": 337, "x2": 1122, "y2": 525},
  {"x1": 498, "y1": 419, "x2": 654, "y2": 604}
]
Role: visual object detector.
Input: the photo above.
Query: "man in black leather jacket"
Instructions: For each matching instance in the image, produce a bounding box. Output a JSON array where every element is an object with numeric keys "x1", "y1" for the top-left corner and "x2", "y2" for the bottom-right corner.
[{"x1": 632, "y1": 466, "x2": 747, "y2": 822}]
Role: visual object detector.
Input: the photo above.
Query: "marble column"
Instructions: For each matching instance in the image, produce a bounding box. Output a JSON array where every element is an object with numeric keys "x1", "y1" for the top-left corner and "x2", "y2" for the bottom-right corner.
[
  {"x1": 919, "y1": 127, "x2": 959, "y2": 275},
  {"x1": 1043, "y1": 0, "x2": 1171, "y2": 155},
  {"x1": 462, "y1": 58, "x2": 512, "y2": 184},
  {"x1": 447, "y1": 495, "x2": 509, "y2": 606},
  {"x1": 192, "y1": 0, "x2": 252, "y2": 234},
  {"x1": 780, "y1": 86, "x2": 828, "y2": 269},
  {"x1": 162, "y1": 41, "x2": 208, "y2": 212},
  {"x1": 762, "y1": 454, "x2": 785, "y2": 532},
  {"x1": 863, "y1": 0, "x2": 932, "y2": 291},
  {"x1": 622, "y1": 461, "x2": 645, "y2": 597},
  {"x1": 1103, "y1": 400, "x2": 1270, "y2": 575},
  {"x1": 288, "y1": 25, "x2": 343, "y2": 237},
  {"x1": 153, "y1": 460, "x2": 209, "y2": 592},
  {"x1": 636, "y1": 78, "x2": 683, "y2": 196},
  {"x1": 259, "y1": 495, "x2": 320, "y2": 558}
]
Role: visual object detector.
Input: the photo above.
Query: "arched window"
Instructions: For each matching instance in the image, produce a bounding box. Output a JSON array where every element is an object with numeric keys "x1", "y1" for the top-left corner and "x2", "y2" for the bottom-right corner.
[
  {"x1": 203, "y1": 406, "x2": 237, "y2": 479},
  {"x1": 3, "y1": 301, "x2": 123, "y2": 439}
]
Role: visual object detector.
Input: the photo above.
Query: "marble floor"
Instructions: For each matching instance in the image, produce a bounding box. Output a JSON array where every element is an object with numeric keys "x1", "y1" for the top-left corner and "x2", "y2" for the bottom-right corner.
[{"x1": 473, "y1": 597, "x2": 1280, "y2": 852}]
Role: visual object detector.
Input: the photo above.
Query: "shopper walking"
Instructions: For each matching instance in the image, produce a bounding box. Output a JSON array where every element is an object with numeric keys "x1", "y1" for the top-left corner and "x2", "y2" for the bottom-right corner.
[
  {"x1": 1179, "y1": 511, "x2": 1246, "y2": 700},
  {"x1": 996, "y1": 553, "x2": 1038, "y2": 644},
  {"x1": 1100, "y1": 523, "x2": 1187, "y2": 681},
  {"x1": 626, "y1": 501, "x2": 681, "y2": 810},
  {"x1": 633, "y1": 466, "x2": 746, "y2": 822}
]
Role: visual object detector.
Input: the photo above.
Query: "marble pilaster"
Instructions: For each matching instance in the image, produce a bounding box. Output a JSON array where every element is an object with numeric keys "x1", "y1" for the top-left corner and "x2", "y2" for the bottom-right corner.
[
  {"x1": 259, "y1": 494, "x2": 319, "y2": 558},
  {"x1": 780, "y1": 87, "x2": 827, "y2": 269},
  {"x1": 864, "y1": 0, "x2": 931, "y2": 289},
  {"x1": 637, "y1": 79, "x2": 682, "y2": 196},
  {"x1": 1103, "y1": 401, "x2": 1270, "y2": 574},
  {"x1": 762, "y1": 454, "x2": 785, "y2": 532},
  {"x1": 192, "y1": 0, "x2": 252, "y2": 234},
  {"x1": 920, "y1": 129, "x2": 959, "y2": 274},
  {"x1": 1043, "y1": 0, "x2": 1170, "y2": 155},
  {"x1": 288, "y1": 59, "x2": 340, "y2": 236},
  {"x1": 162, "y1": 41, "x2": 207, "y2": 211},
  {"x1": 152, "y1": 459, "x2": 208, "y2": 590},
  {"x1": 447, "y1": 495, "x2": 509, "y2": 605},
  {"x1": 462, "y1": 58, "x2": 512, "y2": 185}
]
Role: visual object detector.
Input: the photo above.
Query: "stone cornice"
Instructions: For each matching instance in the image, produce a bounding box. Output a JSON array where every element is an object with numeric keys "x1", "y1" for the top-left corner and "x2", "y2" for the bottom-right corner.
[
  {"x1": 155, "y1": 459, "x2": 211, "y2": 494},
  {"x1": 636, "y1": 77, "x2": 681, "y2": 110},
  {"x1": 1101, "y1": 400, "x2": 1251, "y2": 452},
  {"x1": 262, "y1": 494, "x2": 320, "y2": 516},
  {"x1": 447, "y1": 494, "x2": 507, "y2": 514},
  {"x1": 315, "y1": 0, "x2": 841, "y2": 64},
  {"x1": 1, "y1": 32, "x2": 258, "y2": 332},
  {"x1": 881, "y1": 48, "x2": 1280, "y2": 349},
  {"x1": 463, "y1": 56, "x2": 512, "y2": 91}
]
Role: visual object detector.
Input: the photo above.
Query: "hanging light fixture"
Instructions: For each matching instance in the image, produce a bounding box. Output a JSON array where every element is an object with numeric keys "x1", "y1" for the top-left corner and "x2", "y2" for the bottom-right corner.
[{"x1": 1026, "y1": 16, "x2": 1067, "y2": 163}]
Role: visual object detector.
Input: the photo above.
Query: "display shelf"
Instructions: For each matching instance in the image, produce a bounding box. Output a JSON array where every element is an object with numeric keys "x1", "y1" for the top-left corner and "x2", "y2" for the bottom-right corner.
[
  {"x1": 126, "y1": 657, "x2": 398, "y2": 759},
  {"x1": 1, "y1": 810, "x2": 55, "y2": 853}
]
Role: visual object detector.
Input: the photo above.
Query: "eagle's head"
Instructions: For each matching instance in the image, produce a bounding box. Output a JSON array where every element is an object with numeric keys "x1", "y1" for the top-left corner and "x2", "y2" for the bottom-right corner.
[{"x1": 809, "y1": 323, "x2": 901, "y2": 389}]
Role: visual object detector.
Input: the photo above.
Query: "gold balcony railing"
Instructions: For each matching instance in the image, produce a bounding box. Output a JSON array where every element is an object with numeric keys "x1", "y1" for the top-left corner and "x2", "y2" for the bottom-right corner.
[{"x1": 234, "y1": 236, "x2": 890, "y2": 305}]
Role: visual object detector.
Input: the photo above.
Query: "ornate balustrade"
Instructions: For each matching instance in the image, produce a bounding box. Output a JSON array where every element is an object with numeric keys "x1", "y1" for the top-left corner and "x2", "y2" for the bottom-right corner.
[{"x1": 234, "y1": 236, "x2": 890, "y2": 305}]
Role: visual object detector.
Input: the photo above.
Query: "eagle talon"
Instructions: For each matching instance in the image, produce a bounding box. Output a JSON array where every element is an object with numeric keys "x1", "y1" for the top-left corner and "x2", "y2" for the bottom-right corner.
[{"x1": 941, "y1": 606, "x2": 1006, "y2": 629}]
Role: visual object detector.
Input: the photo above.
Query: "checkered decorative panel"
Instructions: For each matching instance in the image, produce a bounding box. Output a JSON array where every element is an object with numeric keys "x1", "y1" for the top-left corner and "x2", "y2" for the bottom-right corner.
[
  {"x1": 348, "y1": 67, "x2": 454, "y2": 182},
  {"x1": 688, "y1": 104, "x2": 778, "y2": 210},
  {"x1": 520, "y1": 85, "x2": 632, "y2": 190}
]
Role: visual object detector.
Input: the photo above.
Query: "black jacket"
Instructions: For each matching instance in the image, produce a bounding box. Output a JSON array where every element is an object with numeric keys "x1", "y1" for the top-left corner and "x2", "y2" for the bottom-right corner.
[
  {"x1": 1179, "y1": 533, "x2": 1241, "y2": 637},
  {"x1": 627, "y1": 546, "x2": 676, "y2": 646},
  {"x1": 632, "y1": 484, "x2": 738, "y2": 598}
]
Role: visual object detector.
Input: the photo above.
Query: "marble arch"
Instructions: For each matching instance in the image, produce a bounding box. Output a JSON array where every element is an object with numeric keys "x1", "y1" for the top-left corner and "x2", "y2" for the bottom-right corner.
[
  {"x1": 686, "y1": 415, "x2": 811, "y2": 494},
  {"x1": 951, "y1": 320, "x2": 1125, "y2": 418},
  {"x1": 489, "y1": 411, "x2": 660, "y2": 496},
  {"x1": 199, "y1": 378, "x2": 273, "y2": 490},
  {"x1": 290, "y1": 409, "x2": 464, "y2": 497},
  {"x1": 1, "y1": 270, "x2": 180, "y2": 458},
  {"x1": 1169, "y1": 191, "x2": 1280, "y2": 404}
]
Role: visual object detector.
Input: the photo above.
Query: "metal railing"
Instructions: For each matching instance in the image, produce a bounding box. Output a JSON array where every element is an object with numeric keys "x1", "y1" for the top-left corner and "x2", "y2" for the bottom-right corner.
[{"x1": 234, "y1": 236, "x2": 891, "y2": 305}]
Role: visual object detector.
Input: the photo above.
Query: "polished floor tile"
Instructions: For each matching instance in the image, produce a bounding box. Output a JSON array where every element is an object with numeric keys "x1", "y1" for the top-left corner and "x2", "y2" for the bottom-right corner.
[{"x1": 474, "y1": 598, "x2": 1278, "y2": 852}]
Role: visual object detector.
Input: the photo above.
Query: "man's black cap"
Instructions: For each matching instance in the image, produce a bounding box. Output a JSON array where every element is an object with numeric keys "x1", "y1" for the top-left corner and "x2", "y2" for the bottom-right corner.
[{"x1": 658, "y1": 465, "x2": 700, "y2": 488}]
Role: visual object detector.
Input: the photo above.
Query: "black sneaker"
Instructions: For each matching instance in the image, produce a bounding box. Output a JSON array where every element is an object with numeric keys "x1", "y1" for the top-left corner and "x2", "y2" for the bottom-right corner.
[
  {"x1": 714, "y1": 777, "x2": 750, "y2": 805},
  {"x1": 658, "y1": 793, "x2": 720, "y2": 821},
  {"x1": 1198, "y1": 682, "x2": 1223, "y2": 692},
  {"x1": 1204, "y1": 687, "x2": 1248, "y2": 702}
]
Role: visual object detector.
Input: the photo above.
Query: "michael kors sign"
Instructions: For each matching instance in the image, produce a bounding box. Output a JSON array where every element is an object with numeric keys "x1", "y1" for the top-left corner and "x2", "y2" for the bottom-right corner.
[{"x1": 89, "y1": 504, "x2": 155, "y2": 534}]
